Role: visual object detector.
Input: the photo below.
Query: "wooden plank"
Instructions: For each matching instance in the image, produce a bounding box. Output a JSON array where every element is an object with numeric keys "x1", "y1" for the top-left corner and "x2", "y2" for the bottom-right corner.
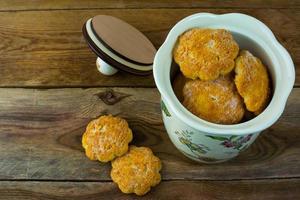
[
  {"x1": 0, "y1": 0, "x2": 298, "y2": 11},
  {"x1": 0, "y1": 87, "x2": 299, "y2": 180},
  {"x1": 0, "y1": 8, "x2": 298, "y2": 87},
  {"x1": 0, "y1": 179, "x2": 299, "y2": 200}
]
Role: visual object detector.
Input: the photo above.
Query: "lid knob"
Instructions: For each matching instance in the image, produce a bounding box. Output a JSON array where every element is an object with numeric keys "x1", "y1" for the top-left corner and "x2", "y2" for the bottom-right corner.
[{"x1": 96, "y1": 57, "x2": 118, "y2": 76}]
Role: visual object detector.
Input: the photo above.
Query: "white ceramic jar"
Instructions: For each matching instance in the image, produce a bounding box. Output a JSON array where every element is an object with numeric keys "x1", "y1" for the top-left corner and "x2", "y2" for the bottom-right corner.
[{"x1": 153, "y1": 13, "x2": 295, "y2": 163}]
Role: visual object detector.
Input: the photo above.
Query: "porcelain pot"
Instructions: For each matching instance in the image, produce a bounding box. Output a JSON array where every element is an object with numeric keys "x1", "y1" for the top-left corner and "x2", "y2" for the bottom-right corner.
[{"x1": 153, "y1": 13, "x2": 295, "y2": 163}]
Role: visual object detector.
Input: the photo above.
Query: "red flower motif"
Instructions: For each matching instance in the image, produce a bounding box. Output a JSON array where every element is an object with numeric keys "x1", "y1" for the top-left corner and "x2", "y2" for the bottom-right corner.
[{"x1": 221, "y1": 140, "x2": 234, "y2": 148}]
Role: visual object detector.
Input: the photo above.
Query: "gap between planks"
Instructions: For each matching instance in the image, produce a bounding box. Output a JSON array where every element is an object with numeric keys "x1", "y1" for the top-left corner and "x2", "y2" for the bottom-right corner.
[
  {"x1": 0, "y1": 6, "x2": 300, "y2": 13},
  {"x1": 0, "y1": 7, "x2": 299, "y2": 13},
  {"x1": 0, "y1": 177, "x2": 299, "y2": 183},
  {"x1": 0, "y1": 85, "x2": 298, "y2": 89},
  {"x1": 0, "y1": 85, "x2": 157, "y2": 89}
]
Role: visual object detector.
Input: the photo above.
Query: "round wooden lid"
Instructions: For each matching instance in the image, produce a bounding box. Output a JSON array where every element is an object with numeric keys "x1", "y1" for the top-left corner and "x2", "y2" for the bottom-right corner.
[
  {"x1": 82, "y1": 18, "x2": 153, "y2": 75},
  {"x1": 91, "y1": 15, "x2": 156, "y2": 65}
]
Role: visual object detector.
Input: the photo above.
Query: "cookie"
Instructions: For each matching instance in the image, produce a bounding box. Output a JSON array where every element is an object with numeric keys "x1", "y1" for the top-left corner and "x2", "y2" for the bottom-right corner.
[
  {"x1": 111, "y1": 146, "x2": 162, "y2": 196},
  {"x1": 173, "y1": 28, "x2": 239, "y2": 81},
  {"x1": 234, "y1": 50, "x2": 270, "y2": 114},
  {"x1": 82, "y1": 115, "x2": 133, "y2": 162},
  {"x1": 183, "y1": 75, "x2": 245, "y2": 124}
]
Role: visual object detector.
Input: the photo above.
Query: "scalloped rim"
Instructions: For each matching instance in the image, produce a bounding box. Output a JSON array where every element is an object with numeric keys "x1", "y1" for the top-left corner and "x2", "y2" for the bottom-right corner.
[{"x1": 153, "y1": 13, "x2": 295, "y2": 135}]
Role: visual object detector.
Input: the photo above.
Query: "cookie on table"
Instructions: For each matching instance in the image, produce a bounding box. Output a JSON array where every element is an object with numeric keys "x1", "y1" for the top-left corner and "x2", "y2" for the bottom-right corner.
[
  {"x1": 234, "y1": 50, "x2": 270, "y2": 114},
  {"x1": 82, "y1": 115, "x2": 133, "y2": 162},
  {"x1": 173, "y1": 28, "x2": 239, "y2": 81},
  {"x1": 111, "y1": 146, "x2": 162, "y2": 196},
  {"x1": 183, "y1": 75, "x2": 245, "y2": 124}
]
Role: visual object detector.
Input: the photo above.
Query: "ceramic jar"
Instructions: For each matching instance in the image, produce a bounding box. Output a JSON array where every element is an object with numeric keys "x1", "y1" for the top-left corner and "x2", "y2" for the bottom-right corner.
[{"x1": 153, "y1": 13, "x2": 295, "y2": 163}]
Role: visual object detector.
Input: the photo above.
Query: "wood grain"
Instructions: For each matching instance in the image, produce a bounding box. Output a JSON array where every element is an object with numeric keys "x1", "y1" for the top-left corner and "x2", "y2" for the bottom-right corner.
[
  {"x1": 0, "y1": 87, "x2": 299, "y2": 180},
  {"x1": 0, "y1": 179, "x2": 299, "y2": 200},
  {"x1": 0, "y1": 0, "x2": 298, "y2": 11},
  {"x1": 0, "y1": 8, "x2": 298, "y2": 87},
  {"x1": 0, "y1": 1, "x2": 298, "y2": 198}
]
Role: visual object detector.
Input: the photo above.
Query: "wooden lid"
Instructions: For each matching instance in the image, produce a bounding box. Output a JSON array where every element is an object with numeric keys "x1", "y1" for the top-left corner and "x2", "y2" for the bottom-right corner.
[
  {"x1": 82, "y1": 15, "x2": 156, "y2": 75},
  {"x1": 91, "y1": 15, "x2": 156, "y2": 65}
]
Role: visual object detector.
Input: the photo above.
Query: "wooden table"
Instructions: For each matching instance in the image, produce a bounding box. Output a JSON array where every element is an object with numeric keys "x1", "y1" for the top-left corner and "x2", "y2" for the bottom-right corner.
[{"x1": 0, "y1": 1, "x2": 299, "y2": 199}]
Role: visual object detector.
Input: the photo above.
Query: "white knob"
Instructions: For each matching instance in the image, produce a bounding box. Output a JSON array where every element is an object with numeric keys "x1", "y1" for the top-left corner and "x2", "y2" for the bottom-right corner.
[{"x1": 96, "y1": 57, "x2": 118, "y2": 76}]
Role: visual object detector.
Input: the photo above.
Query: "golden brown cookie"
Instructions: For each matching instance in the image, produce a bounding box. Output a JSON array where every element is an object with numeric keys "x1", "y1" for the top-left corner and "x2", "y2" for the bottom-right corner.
[
  {"x1": 172, "y1": 72, "x2": 191, "y2": 102},
  {"x1": 183, "y1": 75, "x2": 245, "y2": 124},
  {"x1": 173, "y1": 28, "x2": 239, "y2": 81},
  {"x1": 234, "y1": 50, "x2": 270, "y2": 114},
  {"x1": 111, "y1": 146, "x2": 162, "y2": 196},
  {"x1": 82, "y1": 115, "x2": 133, "y2": 162}
]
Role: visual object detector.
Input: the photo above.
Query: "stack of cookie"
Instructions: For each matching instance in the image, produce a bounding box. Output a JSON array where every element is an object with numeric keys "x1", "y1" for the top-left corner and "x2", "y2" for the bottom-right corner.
[
  {"x1": 173, "y1": 28, "x2": 271, "y2": 124},
  {"x1": 82, "y1": 115, "x2": 162, "y2": 196}
]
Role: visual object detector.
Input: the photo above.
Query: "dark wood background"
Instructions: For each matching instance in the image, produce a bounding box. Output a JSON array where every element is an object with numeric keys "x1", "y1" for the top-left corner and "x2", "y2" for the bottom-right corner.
[{"x1": 0, "y1": 1, "x2": 299, "y2": 199}]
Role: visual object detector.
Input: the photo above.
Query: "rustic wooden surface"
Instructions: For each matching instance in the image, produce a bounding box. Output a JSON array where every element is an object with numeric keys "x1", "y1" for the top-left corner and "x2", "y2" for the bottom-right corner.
[
  {"x1": 0, "y1": 8, "x2": 299, "y2": 87},
  {"x1": 0, "y1": 0, "x2": 299, "y2": 10},
  {"x1": 0, "y1": 1, "x2": 299, "y2": 199},
  {"x1": 0, "y1": 179, "x2": 299, "y2": 200},
  {"x1": 0, "y1": 88, "x2": 299, "y2": 181}
]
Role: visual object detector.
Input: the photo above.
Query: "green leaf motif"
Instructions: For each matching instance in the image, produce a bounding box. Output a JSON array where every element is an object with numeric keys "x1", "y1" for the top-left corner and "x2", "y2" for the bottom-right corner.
[
  {"x1": 206, "y1": 134, "x2": 253, "y2": 150},
  {"x1": 206, "y1": 135, "x2": 228, "y2": 141},
  {"x1": 230, "y1": 135, "x2": 239, "y2": 141},
  {"x1": 161, "y1": 101, "x2": 171, "y2": 117},
  {"x1": 176, "y1": 130, "x2": 210, "y2": 155}
]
